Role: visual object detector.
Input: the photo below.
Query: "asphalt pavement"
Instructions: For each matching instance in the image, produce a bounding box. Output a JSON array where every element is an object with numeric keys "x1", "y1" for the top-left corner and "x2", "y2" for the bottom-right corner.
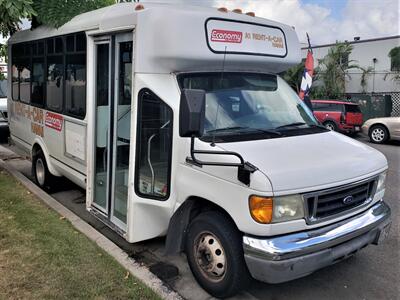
[{"x1": 0, "y1": 134, "x2": 399, "y2": 300}]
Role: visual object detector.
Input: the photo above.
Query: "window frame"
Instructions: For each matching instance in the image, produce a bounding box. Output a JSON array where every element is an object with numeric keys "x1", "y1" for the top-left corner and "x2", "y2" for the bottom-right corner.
[
  {"x1": 134, "y1": 88, "x2": 174, "y2": 201},
  {"x1": 10, "y1": 32, "x2": 87, "y2": 120}
]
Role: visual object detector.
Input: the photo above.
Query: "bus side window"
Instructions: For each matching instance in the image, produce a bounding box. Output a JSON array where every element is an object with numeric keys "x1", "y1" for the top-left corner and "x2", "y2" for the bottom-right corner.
[
  {"x1": 65, "y1": 54, "x2": 86, "y2": 118},
  {"x1": 12, "y1": 61, "x2": 19, "y2": 101},
  {"x1": 46, "y1": 55, "x2": 64, "y2": 112},
  {"x1": 135, "y1": 90, "x2": 173, "y2": 200},
  {"x1": 31, "y1": 57, "x2": 45, "y2": 107}
]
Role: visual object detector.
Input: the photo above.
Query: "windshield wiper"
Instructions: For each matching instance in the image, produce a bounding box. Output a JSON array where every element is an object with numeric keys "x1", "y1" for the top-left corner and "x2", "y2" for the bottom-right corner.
[
  {"x1": 309, "y1": 124, "x2": 329, "y2": 130},
  {"x1": 206, "y1": 126, "x2": 281, "y2": 136},
  {"x1": 206, "y1": 126, "x2": 250, "y2": 134},
  {"x1": 275, "y1": 122, "x2": 307, "y2": 129}
]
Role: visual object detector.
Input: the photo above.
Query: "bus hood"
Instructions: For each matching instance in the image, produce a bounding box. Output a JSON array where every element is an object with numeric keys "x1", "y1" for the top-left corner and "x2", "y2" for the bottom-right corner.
[{"x1": 217, "y1": 132, "x2": 387, "y2": 193}]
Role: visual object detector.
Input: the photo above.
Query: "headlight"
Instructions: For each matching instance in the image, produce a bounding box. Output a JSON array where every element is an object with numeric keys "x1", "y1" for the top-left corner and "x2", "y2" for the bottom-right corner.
[
  {"x1": 272, "y1": 194, "x2": 304, "y2": 222},
  {"x1": 249, "y1": 194, "x2": 304, "y2": 224},
  {"x1": 376, "y1": 171, "x2": 387, "y2": 194}
]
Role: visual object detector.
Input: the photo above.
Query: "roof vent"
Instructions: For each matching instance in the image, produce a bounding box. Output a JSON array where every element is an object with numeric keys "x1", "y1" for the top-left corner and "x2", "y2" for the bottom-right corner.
[
  {"x1": 246, "y1": 12, "x2": 255, "y2": 17},
  {"x1": 217, "y1": 7, "x2": 228, "y2": 13},
  {"x1": 354, "y1": 36, "x2": 360, "y2": 41},
  {"x1": 232, "y1": 8, "x2": 243, "y2": 14},
  {"x1": 135, "y1": 4, "x2": 144, "y2": 11}
]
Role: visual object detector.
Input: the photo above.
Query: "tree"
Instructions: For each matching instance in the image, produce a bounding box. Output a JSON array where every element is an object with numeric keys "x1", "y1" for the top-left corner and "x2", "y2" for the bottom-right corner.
[
  {"x1": 315, "y1": 42, "x2": 360, "y2": 99},
  {"x1": 0, "y1": 0, "x2": 36, "y2": 37},
  {"x1": 32, "y1": 0, "x2": 115, "y2": 29},
  {"x1": 282, "y1": 60, "x2": 304, "y2": 94},
  {"x1": 360, "y1": 66, "x2": 374, "y2": 93},
  {"x1": 0, "y1": 0, "x2": 116, "y2": 76},
  {"x1": 0, "y1": 0, "x2": 117, "y2": 36},
  {"x1": 384, "y1": 46, "x2": 400, "y2": 83}
]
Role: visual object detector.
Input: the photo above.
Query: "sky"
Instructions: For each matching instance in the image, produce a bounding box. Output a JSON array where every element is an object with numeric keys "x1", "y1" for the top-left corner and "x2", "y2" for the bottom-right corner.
[
  {"x1": 140, "y1": 0, "x2": 400, "y2": 45},
  {"x1": 1, "y1": 0, "x2": 399, "y2": 45}
]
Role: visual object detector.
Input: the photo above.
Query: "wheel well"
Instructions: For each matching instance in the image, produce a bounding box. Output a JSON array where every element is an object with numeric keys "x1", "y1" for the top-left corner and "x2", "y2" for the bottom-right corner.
[
  {"x1": 188, "y1": 196, "x2": 238, "y2": 228},
  {"x1": 369, "y1": 123, "x2": 390, "y2": 138},
  {"x1": 165, "y1": 196, "x2": 239, "y2": 255},
  {"x1": 323, "y1": 119, "x2": 337, "y2": 125},
  {"x1": 32, "y1": 143, "x2": 43, "y2": 159}
]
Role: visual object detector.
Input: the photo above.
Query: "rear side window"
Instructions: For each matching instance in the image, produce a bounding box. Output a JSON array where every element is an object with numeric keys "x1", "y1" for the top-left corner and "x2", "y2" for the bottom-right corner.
[
  {"x1": 345, "y1": 104, "x2": 361, "y2": 113},
  {"x1": 312, "y1": 102, "x2": 343, "y2": 112}
]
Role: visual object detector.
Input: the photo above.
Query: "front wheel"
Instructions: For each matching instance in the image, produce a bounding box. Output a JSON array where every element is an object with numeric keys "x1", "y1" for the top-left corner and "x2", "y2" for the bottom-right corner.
[
  {"x1": 369, "y1": 125, "x2": 389, "y2": 144},
  {"x1": 185, "y1": 211, "x2": 251, "y2": 298}
]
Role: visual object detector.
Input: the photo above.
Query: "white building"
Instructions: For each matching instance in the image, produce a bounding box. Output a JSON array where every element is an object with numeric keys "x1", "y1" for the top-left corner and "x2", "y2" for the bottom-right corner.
[{"x1": 302, "y1": 35, "x2": 400, "y2": 118}]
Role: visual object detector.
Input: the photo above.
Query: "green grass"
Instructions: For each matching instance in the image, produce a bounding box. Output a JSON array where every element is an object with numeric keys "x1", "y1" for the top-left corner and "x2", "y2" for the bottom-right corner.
[{"x1": 0, "y1": 170, "x2": 161, "y2": 300}]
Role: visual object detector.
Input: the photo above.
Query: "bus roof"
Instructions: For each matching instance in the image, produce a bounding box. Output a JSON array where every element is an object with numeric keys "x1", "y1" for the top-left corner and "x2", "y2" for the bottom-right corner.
[{"x1": 8, "y1": 2, "x2": 301, "y2": 74}]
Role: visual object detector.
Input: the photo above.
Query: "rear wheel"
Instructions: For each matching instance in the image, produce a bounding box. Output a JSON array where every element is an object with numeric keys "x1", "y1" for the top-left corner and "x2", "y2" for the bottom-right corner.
[
  {"x1": 324, "y1": 121, "x2": 337, "y2": 131},
  {"x1": 369, "y1": 125, "x2": 389, "y2": 144},
  {"x1": 185, "y1": 211, "x2": 251, "y2": 298},
  {"x1": 33, "y1": 151, "x2": 54, "y2": 190}
]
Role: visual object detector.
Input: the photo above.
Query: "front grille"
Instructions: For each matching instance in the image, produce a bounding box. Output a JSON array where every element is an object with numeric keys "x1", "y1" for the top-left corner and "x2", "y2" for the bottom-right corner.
[
  {"x1": 304, "y1": 177, "x2": 377, "y2": 224},
  {"x1": 1, "y1": 111, "x2": 7, "y2": 119}
]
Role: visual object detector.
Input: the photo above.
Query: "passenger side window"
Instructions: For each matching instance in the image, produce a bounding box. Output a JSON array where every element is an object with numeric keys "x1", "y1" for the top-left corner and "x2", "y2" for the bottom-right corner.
[
  {"x1": 19, "y1": 57, "x2": 31, "y2": 103},
  {"x1": 46, "y1": 55, "x2": 64, "y2": 112},
  {"x1": 31, "y1": 58, "x2": 45, "y2": 107},
  {"x1": 135, "y1": 89, "x2": 173, "y2": 200},
  {"x1": 65, "y1": 54, "x2": 86, "y2": 118}
]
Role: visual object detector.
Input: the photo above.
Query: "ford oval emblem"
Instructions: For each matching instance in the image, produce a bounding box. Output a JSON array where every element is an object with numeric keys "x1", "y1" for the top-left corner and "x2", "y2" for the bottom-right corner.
[{"x1": 343, "y1": 195, "x2": 355, "y2": 205}]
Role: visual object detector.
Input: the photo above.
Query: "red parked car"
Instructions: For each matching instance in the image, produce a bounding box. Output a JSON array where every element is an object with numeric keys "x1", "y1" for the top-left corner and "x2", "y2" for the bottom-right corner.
[{"x1": 311, "y1": 100, "x2": 363, "y2": 134}]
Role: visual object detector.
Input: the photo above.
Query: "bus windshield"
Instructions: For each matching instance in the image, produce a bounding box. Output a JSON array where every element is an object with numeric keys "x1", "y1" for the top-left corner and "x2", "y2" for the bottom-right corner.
[{"x1": 178, "y1": 72, "x2": 320, "y2": 141}]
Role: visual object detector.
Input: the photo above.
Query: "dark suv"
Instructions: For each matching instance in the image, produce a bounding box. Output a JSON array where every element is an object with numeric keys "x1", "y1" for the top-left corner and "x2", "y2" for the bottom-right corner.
[{"x1": 312, "y1": 100, "x2": 363, "y2": 134}]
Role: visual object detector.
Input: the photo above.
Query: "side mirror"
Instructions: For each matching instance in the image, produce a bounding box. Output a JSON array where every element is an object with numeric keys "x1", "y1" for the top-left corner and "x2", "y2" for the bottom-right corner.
[{"x1": 179, "y1": 89, "x2": 206, "y2": 137}]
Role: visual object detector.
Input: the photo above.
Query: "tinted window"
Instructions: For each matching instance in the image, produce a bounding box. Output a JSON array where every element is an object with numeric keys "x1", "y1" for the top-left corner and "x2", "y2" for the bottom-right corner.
[
  {"x1": 135, "y1": 90, "x2": 173, "y2": 200},
  {"x1": 12, "y1": 62, "x2": 19, "y2": 101},
  {"x1": 312, "y1": 102, "x2": 343, "y2": 112},
  {"x1": 66, "y1": 35, "x2": 75, "y2": 52},
  {"x1": 47, "y1": 56, "x2": 64, "y2": 112},
  {"x1": 119, "y1": 41, "x2": 132, "y2": 105},
  {"x1": 47, "y1": 39, "x2": 54, "y2": 54},
  {"x1": 38, "y1": 41, "x2": 44, "y2": 55},
  {"x1": 65, "y1": 54, "x2": 86, "y2": 118},
  {"x1": 345, "y1": 104, "x2": 361, "y2": 113},
  {"x1": 0, "y1": 80, "x2": 7, "y2": 98},
  {"x1": 31, "y1": 58, "x2": 45, "y2": 107},
  {"x1": 19, "y1": 58, "x2": 31, "y2": 103},
  {"x1": 76, "y1": 33, "x2": 86, "y2": 52},
  {"x1": 55, "y1": 37, "x2": 63, "y2": 53}
]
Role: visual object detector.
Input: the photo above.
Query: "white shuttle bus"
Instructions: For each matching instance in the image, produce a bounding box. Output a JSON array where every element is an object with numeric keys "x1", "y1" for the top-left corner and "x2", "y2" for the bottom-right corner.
[{"x1": 8, "y1": 3, "x2": 391, "y2": 297}]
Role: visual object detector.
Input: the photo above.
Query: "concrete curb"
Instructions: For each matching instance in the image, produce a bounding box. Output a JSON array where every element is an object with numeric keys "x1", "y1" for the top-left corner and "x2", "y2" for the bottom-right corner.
[{"x1": 0, "y1": 158, "x2": 182, "y2": 300}]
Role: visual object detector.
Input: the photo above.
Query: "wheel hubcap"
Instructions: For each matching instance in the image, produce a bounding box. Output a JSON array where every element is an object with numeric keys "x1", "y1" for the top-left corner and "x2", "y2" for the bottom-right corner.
[
  {"x1": 36, "y1": 158, "x2": 45, "y2": 186},
  {"x1": 371, "y1": 128, "x2": 385, "y2": 142},
  {"x1": 194, "y1": 232, "x2": 226, "y2": 282},
  {"x1": 325, "y1": 123, "x2": 335, "y2": 131}
]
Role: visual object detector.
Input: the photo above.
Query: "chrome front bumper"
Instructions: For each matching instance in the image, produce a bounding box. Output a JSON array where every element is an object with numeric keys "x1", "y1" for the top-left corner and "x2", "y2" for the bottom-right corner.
[{"x1": 243, "y1": 201, "x2": 391, "y2": 283}]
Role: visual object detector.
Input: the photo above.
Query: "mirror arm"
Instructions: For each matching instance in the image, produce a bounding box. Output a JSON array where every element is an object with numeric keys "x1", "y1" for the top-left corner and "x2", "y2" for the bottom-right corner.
[{"x1": 189, "y1": 136, "x2": 258, "y2": 185}]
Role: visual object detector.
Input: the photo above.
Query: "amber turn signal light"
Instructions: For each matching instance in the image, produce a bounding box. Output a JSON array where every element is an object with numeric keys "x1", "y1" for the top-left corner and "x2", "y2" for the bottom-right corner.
[{"x1": 249, "y1": 196, "x2": 273, "y2": 224}]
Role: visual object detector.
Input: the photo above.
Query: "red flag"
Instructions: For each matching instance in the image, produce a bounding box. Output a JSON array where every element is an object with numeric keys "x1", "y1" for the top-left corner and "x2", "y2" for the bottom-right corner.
[{"x1": 299, "y1": 34, "x2": 314, "y2": 101}]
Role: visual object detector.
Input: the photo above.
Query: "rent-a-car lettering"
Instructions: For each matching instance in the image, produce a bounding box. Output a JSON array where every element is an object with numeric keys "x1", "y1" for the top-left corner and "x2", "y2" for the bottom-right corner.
[{"x1": 211, "y1": 29, "x2": 243, "y2": 43}]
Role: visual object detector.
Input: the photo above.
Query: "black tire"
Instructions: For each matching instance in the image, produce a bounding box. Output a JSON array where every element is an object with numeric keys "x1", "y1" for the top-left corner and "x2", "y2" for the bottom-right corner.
[
  {"x1": 32, "y1": 150, "x2": 54, "y2": 190},
  {"x1": 185, "y1": 211, "x2": 251, "y2": 298},
  {"x1": 323, "y1": 120, "x2": 337, "y2": 131},
  {"x1": 369, "y1": 125, "x2": 389, "y2": 144}
]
